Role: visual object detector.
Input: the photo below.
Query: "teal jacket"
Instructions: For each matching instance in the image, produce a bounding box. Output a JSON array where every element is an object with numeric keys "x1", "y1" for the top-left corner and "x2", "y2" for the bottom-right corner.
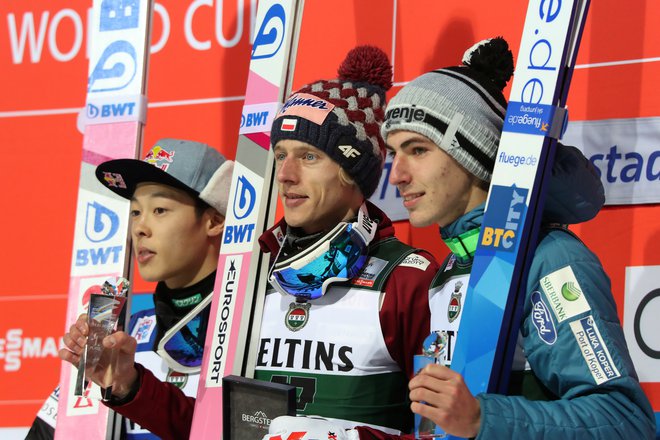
[
  {"x1": 440, "y1": 205, "x2": 656, "y2": 439},
  {"x1": 441, "y1": 145, "x2": 656, "y2": 439}
]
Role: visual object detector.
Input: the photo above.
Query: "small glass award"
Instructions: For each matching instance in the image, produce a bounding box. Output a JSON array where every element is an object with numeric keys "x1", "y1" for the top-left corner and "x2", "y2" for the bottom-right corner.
[
  {"x1": 414, "y1": 331, "x2": 450, "y2": 438},
  {"x1": 74, "y1": 277, "x2": 129, "y2": 401}
]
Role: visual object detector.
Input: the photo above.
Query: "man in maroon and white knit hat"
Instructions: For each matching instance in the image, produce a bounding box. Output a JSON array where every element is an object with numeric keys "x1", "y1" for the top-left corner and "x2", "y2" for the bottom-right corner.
[
  {"x1": 258, "y1": 46, "x2": 439, "y2": 439},
  {"x1": 269, "y1": 45, "x2": 392, "y2": 200}
]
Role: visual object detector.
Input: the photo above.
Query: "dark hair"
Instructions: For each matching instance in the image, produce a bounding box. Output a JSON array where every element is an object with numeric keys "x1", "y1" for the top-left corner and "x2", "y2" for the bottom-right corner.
[{"x1": 194, "y1": 196, "x2": 214, "y2": 218}]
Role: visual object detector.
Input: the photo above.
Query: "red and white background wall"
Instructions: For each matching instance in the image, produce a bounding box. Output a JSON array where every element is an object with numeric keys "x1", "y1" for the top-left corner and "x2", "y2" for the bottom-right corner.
[{"x1": 1, "y1": 0, "x2": 658, "y2": 437}]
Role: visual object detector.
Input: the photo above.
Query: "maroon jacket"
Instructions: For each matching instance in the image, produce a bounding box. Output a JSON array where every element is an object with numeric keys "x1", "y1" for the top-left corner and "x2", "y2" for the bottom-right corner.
[{"x1": 109, "y1": 201, "x2": 438, "y2": 438}]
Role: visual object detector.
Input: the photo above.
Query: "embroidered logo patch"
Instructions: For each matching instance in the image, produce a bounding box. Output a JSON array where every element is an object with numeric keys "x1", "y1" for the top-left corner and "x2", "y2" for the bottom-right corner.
[
  {"x1": 401, "y1": 253, "x2": 431, "y2": 271},
  {"x1": 102, "y1": 172, "x2": 127, "y2": 189},
  {"x1": 285, "y1": 302, "x2": 311, "y2": 331},
  {"x1": 172, "y1": 293, "x2": 202, "y2": 309},
  {"x1": 166, "y1": 370, "x2": 188, "y2": 389},
  {"x1": 447, "y1": 281, "x2": 463, "y2": 323},
  {"x1": 561, "y1": 281, "x2": 583, "y2": 301},
  {"x1": 540, "y1": 266, "x2": 591, "y2": 323},
  {"x1": 352, "y1": 256, "x2": 387, "y2": 287},
  {"x1": 570, "y1": 315, "x2": 621, "y2": 385},
  {"x1": 531, "y1": 291, "x2": 557, "y2": 345},
  {"x1": 144, "y1": 145, "x2": 175, "y2": 171},
  {"x1": 444, "y1": 254, "x2": 456, "y2": 272},
  {"x1": 272, "y1": 226, "x2": 285, "y2": 246},
  {"x1": 280, "y1": 118, "x2": 297, "y2": 131},
  {"x1": 277, "y1": 92, "x2": 335, "y2": 125},
  {"x1": 338, "y1": 144, "x2": 361, "y2": 158},
  {"x1": 131, "y1": 316, "x2": 156, "y2": 344}
]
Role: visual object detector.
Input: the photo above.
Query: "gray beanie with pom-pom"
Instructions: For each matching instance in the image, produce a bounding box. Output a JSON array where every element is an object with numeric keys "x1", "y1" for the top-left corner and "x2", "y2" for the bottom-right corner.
[{"x1": 382, "y1": 37, "x2": 514, "y2": 182}]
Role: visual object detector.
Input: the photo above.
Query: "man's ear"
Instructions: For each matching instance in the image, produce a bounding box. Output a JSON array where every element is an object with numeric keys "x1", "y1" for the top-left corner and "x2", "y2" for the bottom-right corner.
[{"x1": 207, "y1": 210, "x2": 225, "y2": 238}]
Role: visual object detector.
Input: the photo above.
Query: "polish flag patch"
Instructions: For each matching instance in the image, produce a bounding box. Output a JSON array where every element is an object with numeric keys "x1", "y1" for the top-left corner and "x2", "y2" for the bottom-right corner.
[{"x1": 281, "y1": 118, "x2": 297, "y2": 131}]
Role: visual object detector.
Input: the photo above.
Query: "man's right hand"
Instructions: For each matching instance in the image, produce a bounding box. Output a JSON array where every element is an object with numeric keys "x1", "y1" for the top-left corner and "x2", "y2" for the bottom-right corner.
[{"x1": 58, "y1": 313, "x2": 139, "y2": 400}]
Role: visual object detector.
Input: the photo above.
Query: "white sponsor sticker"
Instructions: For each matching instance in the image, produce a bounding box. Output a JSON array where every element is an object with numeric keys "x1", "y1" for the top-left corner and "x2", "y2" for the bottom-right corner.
[
  {"x1": 400, "y1": 253, "x2": 431, "y2": 271},
  {"x1": 352, "y1": 256, "x2": 388, "y2": 287},
  {"x1": 540, "y1": 266, "x2": 591, "y2": 323},
  {"x1": 131, "y1": 316, "x2": 156, "y2": 344},
  {"x1": 570, "y1": 316, "x2": 621, "y2": 385}
]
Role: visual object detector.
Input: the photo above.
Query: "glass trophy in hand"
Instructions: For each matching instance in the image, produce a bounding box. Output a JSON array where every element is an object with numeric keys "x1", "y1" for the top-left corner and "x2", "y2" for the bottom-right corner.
[
  {"x1": 74, "y1": 277, "x2": 128, "y2": 401},
  {"x1": 413, "y1": 330, "x2": 450, "y2": 439}
]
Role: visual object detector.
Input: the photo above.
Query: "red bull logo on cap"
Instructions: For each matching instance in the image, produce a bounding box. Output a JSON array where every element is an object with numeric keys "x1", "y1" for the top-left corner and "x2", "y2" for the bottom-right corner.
[{"x1": 144, "y1": 145, "x2": 175, "y2": 171}]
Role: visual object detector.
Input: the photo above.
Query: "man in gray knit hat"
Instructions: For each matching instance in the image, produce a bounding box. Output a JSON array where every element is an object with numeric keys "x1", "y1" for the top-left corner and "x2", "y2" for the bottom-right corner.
[{"x1": 379, "y1": 37, "x2": 655, "y2": 439}]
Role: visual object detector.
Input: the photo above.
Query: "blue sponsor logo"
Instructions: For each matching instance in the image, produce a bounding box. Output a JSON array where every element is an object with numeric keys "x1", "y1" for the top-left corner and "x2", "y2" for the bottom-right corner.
[
  {"x1": 86, "y1": 101, "x2": 137, "y2": 119},
  {"x1": 505, "y1": 0, "x2": 568, "y2": 122},
  {"x1": 76, "y1": 201, "x2": 122, "y2": 266},
  {"x1": 88, "y1": 40, "x2": 137, "y2": 93},
  {"x1": 87, "y1": 104, "x2": 100, "y2": 118},
  {"x1": 590, "y1": 145, "x2": 660, "y2": 183},
  {"x1": 504, "y1": 102, "x2": 557, "y2": 135},
  {"x1": 88, "y1": 0, "x2": 141, "y2": 93},
  {"x1": 251, "y1": 4, "x2": 286, "y2": 60},
  {"x1": 100, "y1": 0, "x2": 139, "y2": 31},
  {"x1": 84, "y1": 201, "x2": 119, "y2": 242},
  {"x1": 480, "y1": 185, "x2": 528, "y2": 252},
  {"x1": 503, "y1": 0, "x2": 573, "y2": 137},
  {"x1": 497, "y1": 150, "x2": 539, "y2": 167},
  {"x1": 240, "y1": 111, "x2": 269, "y2": 128},
  {"x1": 280, "y1": 95, "x2": 330, "y2": 113},
  {"x1": 232, "y1": 175, "x2": 256, "y2": 220},
  {"x1": 224, "y1": 175, "x2": 257, "y2": 245},
  {"x1": 531, "y1": 291, "x2": 556, "y2": 345}
]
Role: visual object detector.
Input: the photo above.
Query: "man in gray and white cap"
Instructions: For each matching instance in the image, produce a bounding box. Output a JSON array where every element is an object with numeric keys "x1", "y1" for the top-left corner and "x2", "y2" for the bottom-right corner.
[{"x1": 33, "y1": 139, "x2": 234, "y2": 440}]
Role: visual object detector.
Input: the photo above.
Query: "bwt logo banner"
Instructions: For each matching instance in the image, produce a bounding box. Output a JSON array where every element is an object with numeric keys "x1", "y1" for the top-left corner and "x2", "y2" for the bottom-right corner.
[
  {"x1": 80, "y1": 0, "x2": 150, "y2": 128},
  {"x1": 223, "y1": 163, "x2": 262, "y2": 253},
  {"x1": 87, "y1": 101, "x2": 136, "y2": 119},
  {"x1": 480, "y1": 185, "x2": 528, "y2": 252},
  {"x1": 84, "y1": 93, "x2": 147, "y2": 125},
  {"x1": 76, "y1": 201, "x2": 122, "y2": 267},
  {"x1": 239, "y1": 102, "x2": 279, "y2": 135}
]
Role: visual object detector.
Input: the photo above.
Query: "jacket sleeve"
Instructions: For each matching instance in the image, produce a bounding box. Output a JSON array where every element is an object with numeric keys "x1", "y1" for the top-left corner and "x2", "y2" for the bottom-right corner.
[
  {"x1": 105, "y1": 363, "x2": 195, "y2": 440},
  {"x1": 476, "y1": 228, "x2": 656, "y2": 439},
  {"x1": 379, "y1": 249, "x2": 440, "y2": 380}
]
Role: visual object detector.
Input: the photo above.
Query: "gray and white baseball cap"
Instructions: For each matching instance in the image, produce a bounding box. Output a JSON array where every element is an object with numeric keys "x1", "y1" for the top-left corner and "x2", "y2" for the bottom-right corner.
[{"x1": 96, "y1": 138, "x2": 234, "y2": 216}]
